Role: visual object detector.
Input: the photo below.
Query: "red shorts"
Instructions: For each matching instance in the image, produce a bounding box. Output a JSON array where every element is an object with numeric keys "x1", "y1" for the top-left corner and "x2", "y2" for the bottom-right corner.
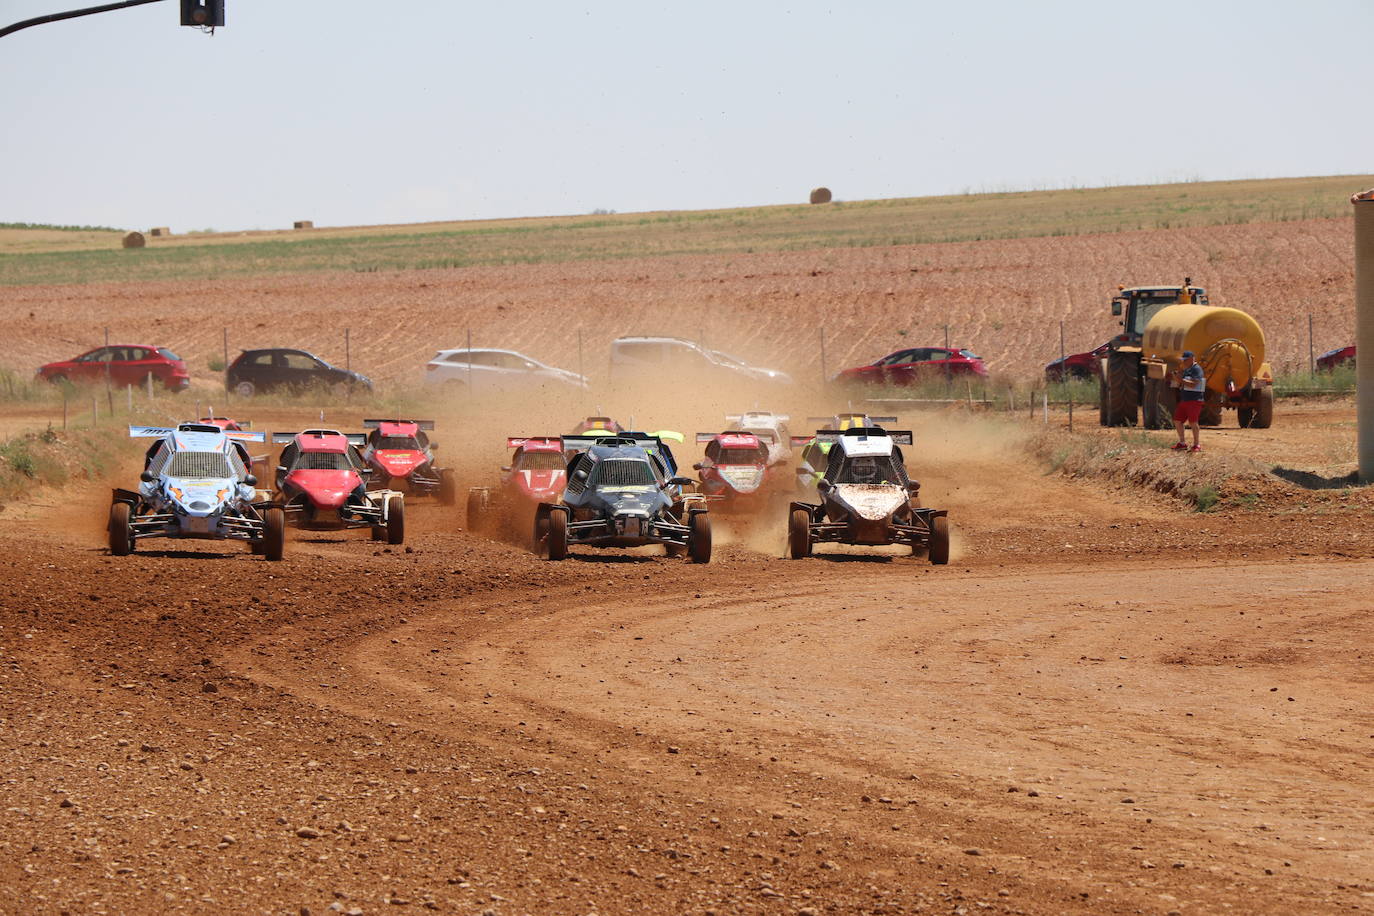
[{"x1": 1174, "y1": 400, "x2": 1204, "y2": 423}]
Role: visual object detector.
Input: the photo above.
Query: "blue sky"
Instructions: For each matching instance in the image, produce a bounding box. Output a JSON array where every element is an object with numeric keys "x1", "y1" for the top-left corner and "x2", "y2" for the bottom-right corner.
[{"x1": 2, "y1": 0, "x2": 1371, "y2": 231}]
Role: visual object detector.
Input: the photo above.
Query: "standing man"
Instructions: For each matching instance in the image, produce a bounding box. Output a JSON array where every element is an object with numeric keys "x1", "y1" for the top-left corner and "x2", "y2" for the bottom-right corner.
[{"x1": 1171, "y1": 350, "x2": 1206, "y2": 452}]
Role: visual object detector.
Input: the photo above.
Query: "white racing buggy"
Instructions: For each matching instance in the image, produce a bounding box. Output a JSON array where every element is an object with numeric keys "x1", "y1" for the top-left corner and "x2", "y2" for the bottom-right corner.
[
  {"x1": 787, "y1": 426, "x2": 949, "y2": 564},
  {"x1": 110, "y1": 424, "x2": 285, "y2": 560},
  {"x1": 725, "y1": 410, "x2": 793, "y2": 466}
]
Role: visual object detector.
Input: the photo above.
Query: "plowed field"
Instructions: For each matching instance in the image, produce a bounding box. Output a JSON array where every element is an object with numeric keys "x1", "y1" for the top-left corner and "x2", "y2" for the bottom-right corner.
[{"x1": 0, "y1": 217, "x2": 1357, "y2": 388}]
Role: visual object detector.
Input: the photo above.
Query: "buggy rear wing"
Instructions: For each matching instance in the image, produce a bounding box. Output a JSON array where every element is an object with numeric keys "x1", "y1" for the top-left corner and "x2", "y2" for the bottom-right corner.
[
  {"x1": 272, "y1": 430, "x2": 367, "y2": 446},
  {"x1": 807, "y1": 414, "x2": 897, "y2": 426},
  {"x1": 507, "y1": 436, "x2": 562, "y2": 449},
  {"x1": 697, "y1": 430, "x2": 766, "y2": 444},
  {"x1": 812, "y1": 428, "x2": 913, "y2": 445},
  {"x1": 363, "y1": 418, "x2": 435, "y2": 430},
  {"x1": 728, "y1": 411, "x2": 789, "y2": 423},
  {"x1": 129, "y1": 425, "x2": 265, "y2": 443}
]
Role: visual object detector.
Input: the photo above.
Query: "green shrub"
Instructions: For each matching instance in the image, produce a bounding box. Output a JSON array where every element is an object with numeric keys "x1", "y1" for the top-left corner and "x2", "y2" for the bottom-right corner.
[{"x1": 1192, "y1": 485, "x2": 1220, "y2": 512}]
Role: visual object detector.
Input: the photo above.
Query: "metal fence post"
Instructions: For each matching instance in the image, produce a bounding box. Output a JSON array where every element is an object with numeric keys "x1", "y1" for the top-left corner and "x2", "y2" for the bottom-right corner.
[
  {"x1": 1061, "y1": 320, "x2": 1072, "y2": 433},
  {"x1": 1308, "y1": 313, "x2": 1314, "y2": 376}
]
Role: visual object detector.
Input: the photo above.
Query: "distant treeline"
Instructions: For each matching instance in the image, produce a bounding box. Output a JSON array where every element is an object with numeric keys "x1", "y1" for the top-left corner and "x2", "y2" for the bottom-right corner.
[{"x1": 0, "y1": 222, "x2": 120, "y2": 232}]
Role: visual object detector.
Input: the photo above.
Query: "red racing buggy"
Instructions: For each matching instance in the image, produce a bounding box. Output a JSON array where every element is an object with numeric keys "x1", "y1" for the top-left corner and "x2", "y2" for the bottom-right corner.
[
  {"x1": 272, "y1": 429, "x2": 405, "y2": 544},
  {"x1": 467, "y1": 436, "x2": 567, "y2": 539},
  {"x1": 692, "y1": 431, "x2": 779, "y2": 513},
  {"x1": 359, "y1": 419, "x2": 456, "y2": 505}
]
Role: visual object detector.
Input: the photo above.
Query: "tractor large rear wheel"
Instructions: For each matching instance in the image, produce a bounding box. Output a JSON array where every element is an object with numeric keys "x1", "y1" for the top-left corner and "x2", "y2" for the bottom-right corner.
[
  {"x1": 1200, "y1": 392, "x2": 1224, "y2": 427},
  {"x1": 1240, "y1": 387, "x2": 1274, "y2": 429},
  {"x1": 1141, "y1": 377, "x2": 1176, "y2": 430},
  {"x1": 109, "y1": 502, "x2": 133, "y2": 556},
  {"x1": 928, "y1": 516, "x2": 950, "y2": 566},
  {"x1": 1104, "y1": 351, "x2": 1139, "y2": 427},
  {"x1": 787, "y1": 508, "x2": 812, "y2": 559}
]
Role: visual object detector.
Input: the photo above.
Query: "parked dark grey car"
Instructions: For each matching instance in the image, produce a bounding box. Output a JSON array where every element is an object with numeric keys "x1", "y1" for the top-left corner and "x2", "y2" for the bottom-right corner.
[
  {"x1": 226, "y1": 349, "x2": 372, "y2": 398},
  {"x1": 533, "y1": 436, "x2": 711, "y2": 562}
]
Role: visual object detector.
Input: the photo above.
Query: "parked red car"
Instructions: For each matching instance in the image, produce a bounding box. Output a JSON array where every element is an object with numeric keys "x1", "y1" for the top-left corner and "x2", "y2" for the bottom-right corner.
[
  {"x1": 38, "y1": 345, "x2": 189, "y2": 391},
  {"x1": 1044, "y1": 341, "x2": 1111, "y2": 382},
  {"x1": 1317, "y1": 345, "x2": 1356, "y2": 372},
  {"x1": 834, "y1": 347, "x2": 987, "y2": 387}
]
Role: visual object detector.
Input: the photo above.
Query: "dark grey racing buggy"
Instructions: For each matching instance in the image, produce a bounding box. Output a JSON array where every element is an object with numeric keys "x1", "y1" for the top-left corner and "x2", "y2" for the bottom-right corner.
[
  {"x1": 787, "y1": 427, "x2": 949, "y2": 564},
  {"x1": 533, "y1": 435, "x2": 711, "y2": 562}
]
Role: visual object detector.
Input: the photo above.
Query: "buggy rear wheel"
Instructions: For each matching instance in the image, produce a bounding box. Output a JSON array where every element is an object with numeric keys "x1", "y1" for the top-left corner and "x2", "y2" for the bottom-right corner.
[
  {"x1": 688, "y1": 512, "x2": 712, "y2": 564},
  {"x1": 386, "y1": 496, "x2": 405, "y2": 545},
  {"x1": 438, "y1": 469, "x2": 457, "y2": 506},
  {"x1": 262, "y1": 506, "x2": 285, "y2": 561},
  {"x1": 787, "y1": 508, "x2": 811, "y2": 559},
  {"x1": 928, "y1": 516, "x2": 950, "y2": 566},
  {"x1": 108, "y1": 502, "x2": 133, "y2": 556},
  {"x1": 546, "y1": 509, "x2": 568, "y2": 561},
  {"x1": 466, "y1": 489, "x2": 488, "y2": 534}
]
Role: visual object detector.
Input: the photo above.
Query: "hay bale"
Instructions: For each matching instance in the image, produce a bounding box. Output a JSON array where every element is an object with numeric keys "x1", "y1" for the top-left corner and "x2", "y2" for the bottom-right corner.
[
  {"x1": 122, "y1": 231, "x2": 146, "y2": 249},
  {"x1": 809, "y1": 187, "x2": 832, "y2": 204},
  {"x1": 148, "y1": 227, "x2": 171, "y2": 237},
  {"x1": 293, "y1": 220, "x2": 314, "y2": 230}
]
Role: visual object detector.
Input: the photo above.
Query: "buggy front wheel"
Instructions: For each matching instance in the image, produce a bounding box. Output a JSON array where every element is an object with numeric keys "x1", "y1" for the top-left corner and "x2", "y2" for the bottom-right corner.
[
  {"x1": 262, "y1": 506, "x2": 285, "y2": 561},
  {"x1": 108, "y1": 502, "x2": 134, "y2": 556},
  {"x1": 546, "y1": 509, "x2": 568, "y2": 560},
  {"x1": 928, "y1": 516, "x2": 950, "y2": 566},
  {"x1": 386, "y1": 496, "x2": 405, "y2": 545},
  {"x1": 787, "y1": 508, "x2": 811, "y2": 559},
  {"x1": 438, "y1": 469, "x2": 457, "y2": 506},
  {"x1": 688, "y1": 512, "x2": 712, "y2": 564}
]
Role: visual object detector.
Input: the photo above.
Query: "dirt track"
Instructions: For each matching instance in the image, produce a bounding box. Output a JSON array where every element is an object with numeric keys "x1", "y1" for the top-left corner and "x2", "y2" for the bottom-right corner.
[{"x1": 3, "y1": 402, "x2": 1373, "y2": 916}]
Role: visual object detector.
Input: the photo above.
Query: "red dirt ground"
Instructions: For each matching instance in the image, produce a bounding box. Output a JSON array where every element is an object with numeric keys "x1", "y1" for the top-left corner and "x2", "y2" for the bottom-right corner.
[{"x1": 1, "y1": 221, "x2": 1371, "y2": 915}]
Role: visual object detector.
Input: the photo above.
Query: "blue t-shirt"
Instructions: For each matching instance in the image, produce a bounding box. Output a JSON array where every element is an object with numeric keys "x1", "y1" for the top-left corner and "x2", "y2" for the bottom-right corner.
[{"x1": 1179, "y1": 363, "x2": 1205, "y2": 402}]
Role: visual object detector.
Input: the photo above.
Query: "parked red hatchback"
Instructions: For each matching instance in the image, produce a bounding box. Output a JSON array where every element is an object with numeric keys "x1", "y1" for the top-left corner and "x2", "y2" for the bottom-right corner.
[
  {"x1": 38, "y1": 345, "x2": 190, "y2": 391},
  {"x1": 1316, "y1": 345, "x2": 1355, "y2": 372},
  {"x1": 1044, "y1": 341, "x2": 1111, "y2": 382},
  {"x1": 834, "y1": 347, "x2": 988, "y2": 387}
]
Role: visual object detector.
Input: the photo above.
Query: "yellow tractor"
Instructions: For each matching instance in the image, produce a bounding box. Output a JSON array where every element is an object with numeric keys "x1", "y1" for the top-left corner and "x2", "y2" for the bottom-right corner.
[{"x1": 1100, "y1": 279, "x2": 1274, "y2": 429}]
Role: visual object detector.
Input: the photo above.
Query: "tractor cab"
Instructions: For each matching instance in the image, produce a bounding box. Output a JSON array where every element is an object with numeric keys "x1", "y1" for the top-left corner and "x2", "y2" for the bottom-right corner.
[{"x1": 1111, "y1": 281, "x2": 1208, "y2": 344}]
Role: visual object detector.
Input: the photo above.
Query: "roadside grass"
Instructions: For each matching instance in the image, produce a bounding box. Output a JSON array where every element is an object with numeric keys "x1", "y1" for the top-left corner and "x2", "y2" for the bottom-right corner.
[
  {"x1": 3, "y1": 174, "x2": 1369, "y2": 286},
  {"x1": 1275, "y1": 364, "x2": 1357, "y2": 396},
  {"x1": 0, "y1": 421, "x2": 143, "y2": 504},
  {"x1": 845, "y1": 373, "x2": 1100, "y2": 412},
  {"x1": 1025, "y1": 424, "x2": 1250, "y2": 510},
  {"x1": 0, "y1": 367, "x2": 62, "y2": 405}
]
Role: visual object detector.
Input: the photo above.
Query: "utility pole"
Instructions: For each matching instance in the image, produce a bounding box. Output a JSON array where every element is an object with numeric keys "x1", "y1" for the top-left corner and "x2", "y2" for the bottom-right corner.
[{"x1": 1353, "y1": 190, "x2": 1374, "y2": 483}]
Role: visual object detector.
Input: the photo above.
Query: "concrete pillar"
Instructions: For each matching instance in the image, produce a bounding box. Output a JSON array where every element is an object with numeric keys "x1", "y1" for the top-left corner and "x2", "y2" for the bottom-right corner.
[{"x1": 1355, "y1": 190, "x2": 1374, "y2": 483}]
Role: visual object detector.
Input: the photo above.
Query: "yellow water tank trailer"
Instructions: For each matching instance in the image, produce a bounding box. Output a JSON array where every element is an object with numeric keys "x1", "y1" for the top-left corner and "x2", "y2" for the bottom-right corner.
[{"x1": 1141, "y1": 303, "x2": 1270, "y2": 395}]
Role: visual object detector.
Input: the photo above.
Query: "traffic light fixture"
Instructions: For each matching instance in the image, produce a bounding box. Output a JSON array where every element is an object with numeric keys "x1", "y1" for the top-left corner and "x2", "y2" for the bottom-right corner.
[{"x1": 180, "y1": 0, "x2": 224, "y2": 28}]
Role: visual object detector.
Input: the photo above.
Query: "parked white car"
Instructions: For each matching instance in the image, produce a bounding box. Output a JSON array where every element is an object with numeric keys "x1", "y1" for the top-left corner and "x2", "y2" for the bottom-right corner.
[
  {"x1": 609, "y1": 337, "x2": 792, "y2": 385},
  {"x1": 424, "y1": 348, "x2": 587, "y2": 392}
]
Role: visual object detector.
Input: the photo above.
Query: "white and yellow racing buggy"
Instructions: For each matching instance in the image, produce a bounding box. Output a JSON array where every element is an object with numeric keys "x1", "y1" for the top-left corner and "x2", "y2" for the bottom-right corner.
[
  {"x1": 110, "y1": 424, "x2": 285, "y2": 560},
  {"x1": 787, "y1": 426, "x2": 948, "y2": 564}
]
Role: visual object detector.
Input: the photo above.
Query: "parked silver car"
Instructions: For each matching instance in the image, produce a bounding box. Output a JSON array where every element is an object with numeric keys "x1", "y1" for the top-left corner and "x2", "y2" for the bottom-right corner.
[
  {"x1": 424, "y1": 348, "x2": 587, "y2": 392},
  {"x1": 609, "y1": 337, "x2": 792, "y2": 385}
]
